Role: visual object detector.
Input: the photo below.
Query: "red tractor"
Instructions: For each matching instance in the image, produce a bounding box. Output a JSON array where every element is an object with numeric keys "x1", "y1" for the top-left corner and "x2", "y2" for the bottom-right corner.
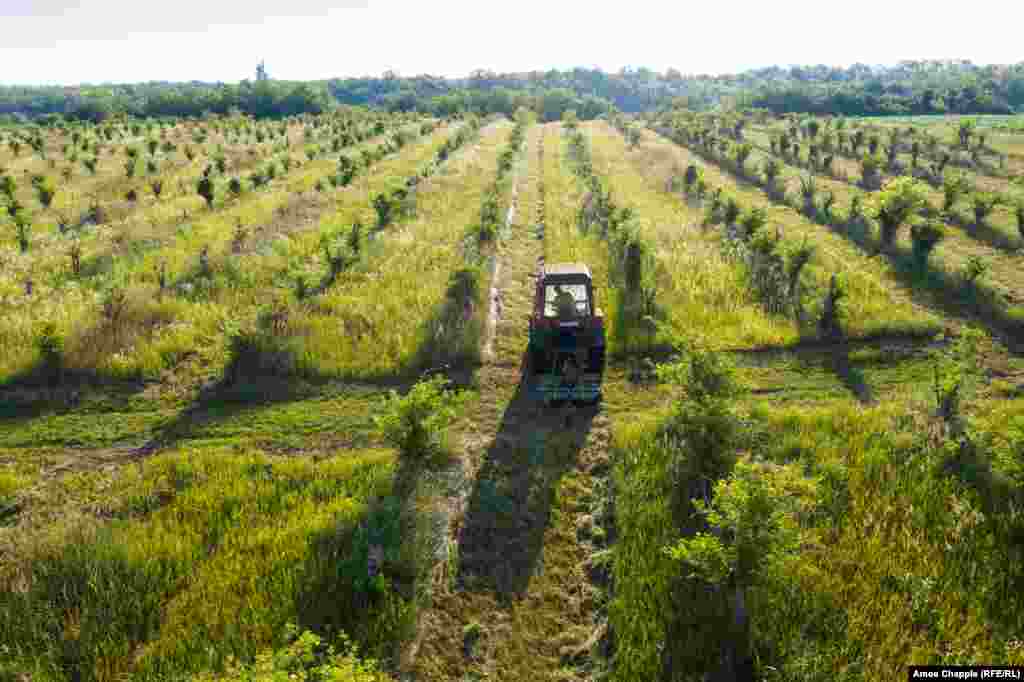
[{"x1": 527, "y1": 263, "x2": 605, "y2": 403}]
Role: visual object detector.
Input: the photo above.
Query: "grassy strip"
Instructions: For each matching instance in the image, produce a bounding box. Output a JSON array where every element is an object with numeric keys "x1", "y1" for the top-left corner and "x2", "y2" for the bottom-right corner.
[
  {"x1": 653, "y1": 118, "x2": 1024, "y2": 343},
  {"x1": 0, "y1": 447, "x2": 404, "y2": 681},
  {"x1": 611, "y1": 345, "x2": 1024, "y2": 680},
  {"x1": 0, "y1": 118, "x2": 436, "y2": 384},
  {"x1": 630, "y1": 122, "x2": 942, "y2": 342}
]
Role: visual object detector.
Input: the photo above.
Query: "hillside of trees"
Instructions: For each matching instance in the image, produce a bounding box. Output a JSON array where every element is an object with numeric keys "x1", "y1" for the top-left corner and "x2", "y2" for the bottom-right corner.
[{"x1": 3, "y1": 60, "x2": 1023, "y2": 122}]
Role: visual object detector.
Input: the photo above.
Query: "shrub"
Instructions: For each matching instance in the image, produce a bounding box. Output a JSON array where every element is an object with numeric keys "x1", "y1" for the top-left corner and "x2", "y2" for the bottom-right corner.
[
  {"x1": 374, "y1": 375, "x2": 466, "y2": 465},
  {"x1": 799, "y1": 175, "x2": 817, "y2": 217},
  {"x1": 722, "y1": 196, "x2": 740, "y2": 226},
  {"x1": 860, "y1": 154, "x2": 883, "y2": 190},
  {"x1": 13, "y1": 212, "x2": 31, "y2": 252},
  {"x1": 971, "y1": 192, "x2": 1000, "y2": 228},
  {"x1": 737, "y1": 207, "x2": 767, "y2": 241},
  {"x1": 34, "y1": 322, "x2": 64, "y2": 381},
  {"x1": 873, "y1": 176, "x2": 929, "y2": 251},
  {"x1": 197, "y1": 169, "x2": 215, "y2": 209},
  {"x1": 372, "y1": 194, "x2": 393, "y2": 230},
  {"x1": 228, "y1": 176, "x2": 243, "y2": 198},
  {"x1": 785, "y1": 239, "x2": 814, "y2": 303},
  {"x1": 942, "y1": 171, "x2": 970, "y2": 212},
  {"x1": 932, "y1": 327, "x2": 986, "y2": 431},
  {"x1": 35, "y1": 180, "x2": 56, "y2": 209},
  {"x1": 910, "y1": 219, "x2": 945, "y2": 270},
  {"x1": 190, "y1": 625, "x2": 395, "y2": 682},
  {"x1": 962, "y1": 255, "x2": 989, "y2": 290},
  {"x1": 818, "y1": 273, "x2": 846, "y2": 341}
]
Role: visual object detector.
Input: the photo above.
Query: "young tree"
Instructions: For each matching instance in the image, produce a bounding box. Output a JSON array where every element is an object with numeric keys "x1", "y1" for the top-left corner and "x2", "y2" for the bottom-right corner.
[
  {"x1": 910, "y1": 219, "x2": 946, "y2": 270},
  {"x1": 971, "y1": 192, "x2": 1000, "y2": 229},
  {"x1": 13, "y1": 211, "x2": 31, "y2": 253},
  {"x1": 957, "y1": 118, "x2": 976, "y2": 149},
  {"x1": 799, "y1": 175, "x2": 817, "y2": 217},
  {"x1": 734, "y1": 143, "x2": 752, "y2": 174},
  {"x1": 873, "y1": 176, "x2": 929, "y2": 251},
  {"x1": 664, "y1": 459, "x2": 815, "y2": 681},
  {"x1": 197, "y1": 168, "x2": 215, "y2": 209},
  {"x1": 942, "y1": 171, "x2": 970, "y2": 212}
]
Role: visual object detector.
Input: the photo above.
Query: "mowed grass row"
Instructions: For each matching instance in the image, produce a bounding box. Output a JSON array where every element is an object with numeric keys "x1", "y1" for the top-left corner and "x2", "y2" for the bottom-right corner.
[
  {"x1": 585, "y1": 121, "x2": 806, "y2": 349},
  {"x1": 257, "y1": 118, "x2": 513, "y2": 380},
  {"x1": 0, "y1": 121, "x2": 452, "y2": 384},
  {"x1": 539, "y1": 122, "x2": 622, "y2": 353},
  {"x1": 0, "y1": 445, "x2": 406, "y2": 682},
  {"x1": 631, "y1": 123, "x2": 943, "y2": 342}
]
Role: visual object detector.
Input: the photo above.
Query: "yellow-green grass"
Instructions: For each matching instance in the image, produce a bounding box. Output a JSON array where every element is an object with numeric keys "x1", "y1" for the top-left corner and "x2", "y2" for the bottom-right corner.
[
  {"x1": 1, "y1": 117, "x2": 315, "y2": 228},
  {"x1": 586, "y1": 121, "x2": 804, "y2": 349},
  {"x1": 611, "y1": 397, "x2": 1024, "y2": 681},
  {"x1": 0, "y1": 122, "x2": 448, "y2": 385},
  {"x1": 253, "y1": 120, "x2": 513, "y2": 380},
  {"x1": 739, "y1": 125, "x2": 1024, "y2": 317},
  {"x1": 0, "y1": 446, "x2": 404, "y2": 682},
  {"x1": 541, "y1": 122, "x2": 614, "y2": 334},
  {"x1": 633, "y1": 124, "x2": 943, "y2": 342},
  {"x1": 0, "y1": 117, "x2": 422, "y2": 304}
]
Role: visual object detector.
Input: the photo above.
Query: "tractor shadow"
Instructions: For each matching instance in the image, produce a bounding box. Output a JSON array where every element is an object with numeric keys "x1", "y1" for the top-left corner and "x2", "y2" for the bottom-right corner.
[{"x1": 455, "y1": 353, "x2": 597, "y2": 598}]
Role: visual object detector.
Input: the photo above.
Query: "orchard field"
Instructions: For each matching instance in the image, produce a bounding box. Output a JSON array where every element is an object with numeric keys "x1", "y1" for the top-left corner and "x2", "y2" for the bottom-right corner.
[{"x1": 1, "y1": 107, "x2": 1023, "y2": 682}]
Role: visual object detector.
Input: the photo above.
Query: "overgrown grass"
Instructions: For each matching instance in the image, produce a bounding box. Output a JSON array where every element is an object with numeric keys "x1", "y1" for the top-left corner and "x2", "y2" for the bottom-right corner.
[
  {"x1": 611, "y1": 386, "x2": 1024, "y2": 681},
  {"x1": 0, "y1": 447, "x2": 409, "y2": 682}
]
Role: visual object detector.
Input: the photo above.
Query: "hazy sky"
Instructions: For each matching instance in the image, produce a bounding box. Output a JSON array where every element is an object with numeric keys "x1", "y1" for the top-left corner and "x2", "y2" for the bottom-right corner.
[{"x1": 2, "y1": 0, "x2": 1022, "y2": 86}]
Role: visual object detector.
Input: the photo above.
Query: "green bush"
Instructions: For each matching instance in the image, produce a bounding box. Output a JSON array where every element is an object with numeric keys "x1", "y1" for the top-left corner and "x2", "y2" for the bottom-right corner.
[
  {"x1": 190, "y1": 625, "x2": 394, "y2": 682},
  {"x1": 374, "y1": 376, "x2": 466, "y2": 464}
]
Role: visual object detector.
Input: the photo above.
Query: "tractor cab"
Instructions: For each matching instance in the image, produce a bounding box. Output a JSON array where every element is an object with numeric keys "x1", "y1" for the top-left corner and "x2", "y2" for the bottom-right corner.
[{"x1": 528, "y1": 263, "x2": 605, "y2": 404}]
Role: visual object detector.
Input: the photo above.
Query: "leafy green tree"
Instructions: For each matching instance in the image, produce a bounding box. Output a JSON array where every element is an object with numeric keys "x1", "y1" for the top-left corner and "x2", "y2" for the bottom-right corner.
[
  {"x1": 971, "y1": 192, "x2": 1000, "y2": 228},
  {"x1": 734, "y1": 143, "x2": 752, "y2": 173},
  {"x1": 873, "y1": 176, "x2": 929, "y2": 251},
  {"x1": 932, "y1": 327, "x2": 986, "y2": 433},
  {"x1": 910, "y1": 219, "x2": 946, "y2": 269},
  {"x1": 375, "y1": 375, "x2": 467, "y2": 464},
  {"x1": 799, "y1": 175, "x2": 817, "y2": 216},
  {"x1": 860, "y1": 153, "x2": 883, "y2": 189},
  {"x1": 663, "y1": 459, "x2": 816, "y2": 680},
  {"x1": 197, "y1": 168, "x2": 215, "y2": 209},
  {"x1": 958, "y1": 118, "x2": 976, "y2": 148},
  {"x1": 942, "y1": 171, "x2": 970, "y2": 212},
  {"x1": 962, "y1": 255, "x2": 989, "y2": 291},
  {"x1": 819, "y1": 273, "x2": 846, "y2": 340},
  {"x1": 0, "y1": 173, "x2": 16, "y2": 201},
  {"x1": 13, "y1": 211, "x2": 31, "y2": 252}
]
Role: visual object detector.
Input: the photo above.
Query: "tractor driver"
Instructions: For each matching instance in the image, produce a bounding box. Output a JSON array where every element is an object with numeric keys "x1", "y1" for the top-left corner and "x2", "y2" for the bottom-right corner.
[{"x1": 554, "y1": 284, "x2": 577, "y2": 320}]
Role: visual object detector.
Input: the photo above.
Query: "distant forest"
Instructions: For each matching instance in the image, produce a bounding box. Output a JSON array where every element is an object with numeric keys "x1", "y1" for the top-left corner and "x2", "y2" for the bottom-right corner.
[{"x1": 2, "y1": 60, "x2": 1024, "y2": 122}]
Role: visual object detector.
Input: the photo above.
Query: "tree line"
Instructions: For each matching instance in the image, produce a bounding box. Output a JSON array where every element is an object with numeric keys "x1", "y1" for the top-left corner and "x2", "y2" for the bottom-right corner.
[{"x1": 3, "y1": 61, "x2": 1024, "y2": 123}]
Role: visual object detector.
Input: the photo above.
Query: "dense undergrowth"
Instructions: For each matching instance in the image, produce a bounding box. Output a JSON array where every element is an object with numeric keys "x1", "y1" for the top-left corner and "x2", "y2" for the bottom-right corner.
[{"x1": 611, "y1": 331, "x2": 1024, "y2": 680}]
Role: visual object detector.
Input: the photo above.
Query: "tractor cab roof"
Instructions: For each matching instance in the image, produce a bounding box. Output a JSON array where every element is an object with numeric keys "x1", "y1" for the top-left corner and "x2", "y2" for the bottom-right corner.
[{"x1": 542, "y1": 263, "x2": 592, "y2": 281}]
